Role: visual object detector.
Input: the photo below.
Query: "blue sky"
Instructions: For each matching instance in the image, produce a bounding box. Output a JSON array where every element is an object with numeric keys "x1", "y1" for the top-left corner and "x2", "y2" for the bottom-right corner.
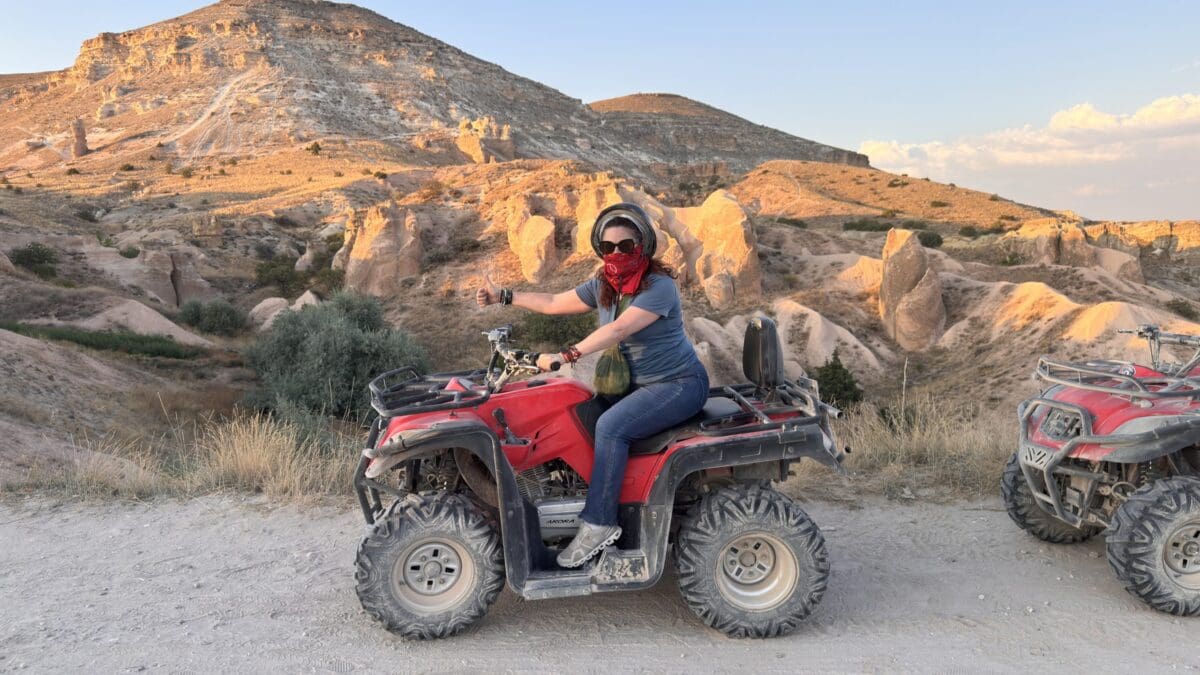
[{"x1": 2, "y1": 1, "x2": 1197, "y2": 220}]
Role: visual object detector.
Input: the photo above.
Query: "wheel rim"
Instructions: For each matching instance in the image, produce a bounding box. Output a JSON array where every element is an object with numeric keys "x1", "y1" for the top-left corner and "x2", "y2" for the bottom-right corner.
[
  {"x1": 391, "y1": 538, "x2": 476, "y2": 614},
  {"x1": 715, "y1": 532, "x2": 798, "y2": 612},
  {"x1": 1164, "y1": 519, "x2": 1200, "y2": 590}
]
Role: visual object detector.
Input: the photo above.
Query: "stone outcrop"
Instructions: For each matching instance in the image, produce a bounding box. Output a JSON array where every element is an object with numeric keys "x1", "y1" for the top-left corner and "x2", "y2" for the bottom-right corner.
[
  {"x1": 343, "y1": 203, "x2": 425, "y2": 298},
  {"x1": 70, "y1": 118, "x2": 89, "y2": 158},
  {"x1": 0, "y1": 250, "x2": 15, "y2": 276},
  {"x1": 1083, "y1": 220, "x2": 1200, "y2": 267},
  {"x1": 456, "y1": 117, "x2": 515, "y2": 164},
  {"x1": 249, "y1": 297, "x2": 288, "y2": 331},
  {"x1": 290, "y1": 290, "x2": 321, "y2": 311},
  {"x1": 76, "y1": 299, "x2": 211, "y2": 347},
  {"x1": 674, "y1": 190, "x2": 762, "y2": 308},
  {"x1": 880, "y1": 229, "x2": 945, "y2": 351},
  {"x1": 1003, "y1": 219, "x2": 1144, "y2": 282}
]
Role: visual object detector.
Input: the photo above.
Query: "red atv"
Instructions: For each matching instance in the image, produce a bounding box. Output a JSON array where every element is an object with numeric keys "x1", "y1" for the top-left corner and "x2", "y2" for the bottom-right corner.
[
  {"x1": 1004, "y1": 324, "x2": 1200, "y2": 615},
  {"x1": 352, "y1": 317, "x2": 846, "y2": 639}
]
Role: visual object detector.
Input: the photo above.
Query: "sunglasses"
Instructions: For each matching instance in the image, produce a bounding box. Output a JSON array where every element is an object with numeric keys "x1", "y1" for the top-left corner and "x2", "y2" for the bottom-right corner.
[{"x1": 599, "y1": 238, "x2": 639, "y2": 255}]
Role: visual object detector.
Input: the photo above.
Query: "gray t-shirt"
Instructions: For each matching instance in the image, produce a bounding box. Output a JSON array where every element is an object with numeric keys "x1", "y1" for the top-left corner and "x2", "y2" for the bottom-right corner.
[{"x1": 575, "y1": 273, "x2": 703, "y2": 385}]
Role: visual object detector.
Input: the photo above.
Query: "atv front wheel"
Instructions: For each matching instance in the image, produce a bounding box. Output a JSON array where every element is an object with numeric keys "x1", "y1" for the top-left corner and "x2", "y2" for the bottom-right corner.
[
  {"x1": 355, "y1": 493, "x2": 505, "y2": 639},
  {"x1": 1000, "y1": 452, "x2": 1097, "y2": 544},
  {"x1": 1106, "y1": 476, "x2": 1200, "y2": 616},
  {"x1": 674, "y1": 484, "x2": 829, "y2": 638}
]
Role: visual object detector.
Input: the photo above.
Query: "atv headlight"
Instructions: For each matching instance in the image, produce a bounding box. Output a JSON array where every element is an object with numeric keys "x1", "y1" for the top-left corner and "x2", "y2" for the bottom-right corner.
[{"x1": 1111, "y1": 415, "x2": 1192, "y2": 436}]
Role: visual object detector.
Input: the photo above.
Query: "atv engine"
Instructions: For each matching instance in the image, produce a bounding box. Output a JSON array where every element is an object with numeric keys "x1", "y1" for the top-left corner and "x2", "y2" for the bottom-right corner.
[{"x1": 515, "y1": 460, "x2": 588, "y2": 543}]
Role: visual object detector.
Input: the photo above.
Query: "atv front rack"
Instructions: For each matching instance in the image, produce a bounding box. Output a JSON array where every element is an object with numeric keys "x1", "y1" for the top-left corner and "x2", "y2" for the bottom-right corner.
[
  {"x1": 1017, "y1": 396, "x2": 1200, "y2": 528},
  {"x1": 1035, "y1": 357, "x2": 1200, "y2": 400},
  {"x1": 368, "y1": 366, "x2": 490, "y2": 418}
]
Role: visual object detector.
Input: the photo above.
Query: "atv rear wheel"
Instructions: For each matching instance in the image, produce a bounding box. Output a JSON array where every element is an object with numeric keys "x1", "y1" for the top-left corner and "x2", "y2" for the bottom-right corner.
[
  {"x1": 674, "y1": 484, "x2": 829, "y2": 638},
  {"x1": 1106, "y1": 476, "x2": 1200, "y2": 616},
  {"x1": 1000, "y1": 452, "x2": 1097, "y2": 544},
  {"x1": 355, "y1": 493, "x2": 504, "y2": 639}
]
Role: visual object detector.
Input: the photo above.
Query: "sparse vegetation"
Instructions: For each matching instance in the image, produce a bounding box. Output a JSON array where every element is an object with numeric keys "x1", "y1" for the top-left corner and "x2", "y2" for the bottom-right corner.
[
  {"x1": 118, "y1": 163, "x2": 136, "y2": 172},
  {"x1": 886, "y1": 179, "x2": 907, "y2": 188},
  {"x1": 178, "y1": 167, "x2": 194, "y2": 179},
  {"x1": 245, "y1": 292, "x2": 428, "y2": 417},
  {"x1": 125, "y1": 180, "x2": 142, "y2": 192},
  {"x1": 989, "y1": 193, "x2": 1002, "y2": 201},
  {"x1": 917, "y1": 231, "x2": 944, "y2": 248},
  {"x1": 959, "y1": 225, "x2": 980, "y2": 238},
  {"x1": 842, "y1": 218, "x2": 891, "y2": 232},
  {"x1": 0, "y1": 321, "x2": 201, "y2": 359},
  {"x1": 520, "y1": 312, "x2": 595, "y2": 347},
  {"x1": 9, "y1": 242, "x2": 58, "y2": 277},
  {"x1": 1166, "y1": 298, "x2": 1198, "y2": 321},
  {"x1": 900, "y1": 220, "x2": 927, "y2": 230},
  {"x1": 65, "y1": 168, "x2": 80, "y2": 176},
  {"x1": 777, "y1": 217, "x2": 808, "y2": 228},
  {"x1": 179, "y1": 299, "x2": 245, "y2": 336},
  {"x1": 998, "y1": 214, "x2": 1018, "y2": 222},
  {"x1": 416, "y1": 178, "x2": 446, "y2": 200},
  {"x1": 306, "y1": 142, "x2": 322, "y2": 156},
  {"x1": 880, "y1": 209, "x2": 898, "y2": 218},
  {"x1": 119, "y1": 245, "x2": 140, "y2": 259},
  {"x1": 930, "y1": 200, "x2": 950, "y2": 208},
  {"x1": 95, "y1": 232, "x2": 117, "y2": 247},
  {"x1": 372, "y1": 170, "x2": 388, "y2": 180},
  {"x1": 255, "y1": 255, "x2": 304, "y2": 296},
  {"x1": 425, "y1": 234, "x2": 484, "y2": 266}
]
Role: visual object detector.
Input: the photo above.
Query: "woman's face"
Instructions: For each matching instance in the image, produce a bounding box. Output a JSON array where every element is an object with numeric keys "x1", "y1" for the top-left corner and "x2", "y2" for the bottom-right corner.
[{"x1": 601, "y1": 225, "x2": 640, "y2": 252}]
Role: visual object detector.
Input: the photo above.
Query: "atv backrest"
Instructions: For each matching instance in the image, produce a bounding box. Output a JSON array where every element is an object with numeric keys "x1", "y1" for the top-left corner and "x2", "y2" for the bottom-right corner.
[{"x1": 743, "y1": 317, "x2": 786, "y2": 390}]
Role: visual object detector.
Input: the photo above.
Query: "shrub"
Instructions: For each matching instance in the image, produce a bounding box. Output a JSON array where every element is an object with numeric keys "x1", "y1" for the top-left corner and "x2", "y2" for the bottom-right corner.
[
  {"x1": 989, "y1": 193, "x2": 1002, "y2": 201},
  {"x1": 333, "y1": 170, "x2": 344, "y2": 178},
  {"x1": 900, "y1": 220, "x2": 927, "y2": 230},
  {"x1": 306, "y1": 142, "x2": 321, "y2": 156},
  {"x1": 119, "y1": 246, "x2": 140, "y2": 259},
  {"x1": 95, "y1": 232, "x2": 116, "y2": 247},
  {"x1": 1000, "y1": 251, "x2": 1023, "y2": 266},
  {"x1": 1166, "y1": 298, "x2": 1199, "y2": 321},
  {"x1": 179, "y1": 300, "x2": 204, "y2": 327},
  {"x1": 244, "y1": 292, "x2": 428, "y2": 417},
  {"x1": 917, "y1": 231, "x2": 944, "y2": 248},
  {"x1": 65, "y1": 168, "x2": 80, "y2": 176},
  {"x1": 0, "y1": 321, "x2": 200, "y2": 358},
  {"x1": 959, "y1": 226, "x2": 979, "y2": 238},
  {"x1": 178, "y1": 167, "x2": 194, "y2": 179},
  {"x1": 520, "y1": 312, "x2": 595, "y2": 347},
  {"x1": 10, "y1": 242, "x2": 58, "y2": 269},
  {"x1": 253, "y1": 242, "x2": 276, "y2": 260},
  {"x1": 998, "y1": 214, "x2": 1018, "y2": 222},
  {"x1": 255, "y1": 256, "x2": 304, "y2": 296},
  {"x1": 880, "y1": 209, "x2": 898, "y2": 218},
  {"x1": 118, "y1": 163, "x2": 136, "y2": 172},
  {"x1": 416, "y1": 178, "x2": 446, "y2": 200},
  {"x1": 842, "y1": 218, "x2": 890, "y2": 232},
  {"x1": 886, "y1": 179, "x2": 907, "y2": 188},
  {"x1": 777, "y1": 217, "x2": 807, "y2": 228},
  {"x1": 425, "y1": 235, "x2": 484, "y2": 266},
  {"x1": 813, "y1": 350, "x2": 863, "y2": 408},
  {"x1": 125, "y1": 180, "x2": 141, "y2": 191},
  {"x1": 930, "y1": 200, "x2": 950, "y2": 208},
  {"x1": 183, "y1": 298, "x2": 245, "y2": 336},
  {"x1": 373, "y1": 170, "x2": 388, "y2": 180}
]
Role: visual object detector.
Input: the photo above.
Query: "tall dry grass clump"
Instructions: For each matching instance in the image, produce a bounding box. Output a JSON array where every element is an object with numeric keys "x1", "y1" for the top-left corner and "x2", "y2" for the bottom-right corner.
[{"x1": 791, "y1": 393, "x2": 1014, "y2": 498}]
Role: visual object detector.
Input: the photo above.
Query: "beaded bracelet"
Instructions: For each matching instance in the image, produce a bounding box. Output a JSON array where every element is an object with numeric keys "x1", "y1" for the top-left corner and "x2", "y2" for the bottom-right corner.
[{"x1": 560, "y1": 345, "x2": 582, "y2": 364}]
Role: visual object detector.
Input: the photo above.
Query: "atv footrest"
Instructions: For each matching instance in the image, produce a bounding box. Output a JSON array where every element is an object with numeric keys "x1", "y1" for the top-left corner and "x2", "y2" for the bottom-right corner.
[{"x1": 522, "y1": 569, "x2": 593, "y2": 600}]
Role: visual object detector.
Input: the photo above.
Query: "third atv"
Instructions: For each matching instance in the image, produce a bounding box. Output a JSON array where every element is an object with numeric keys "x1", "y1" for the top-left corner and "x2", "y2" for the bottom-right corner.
[
  {"x1": 1003, "y1": 324, "x2": 1200, "y2": 615},
  {"x1": 352, "y1": 316, "x2": 846, "y2": 638}
]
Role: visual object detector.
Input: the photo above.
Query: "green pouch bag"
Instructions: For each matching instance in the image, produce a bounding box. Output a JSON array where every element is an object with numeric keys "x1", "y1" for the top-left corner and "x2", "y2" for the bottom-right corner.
[{"x1": 593, "y1": 295, "x2": 633, "y2": 396}]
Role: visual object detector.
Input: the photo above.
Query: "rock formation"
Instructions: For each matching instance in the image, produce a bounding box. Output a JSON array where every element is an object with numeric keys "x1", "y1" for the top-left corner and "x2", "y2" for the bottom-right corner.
[
  {"x1": 880, "y1": 229, "x2": 945, "y2": 351},
  {"x1": 249, "y1": 297, "x2": 289, "y2": 331},
  {"x1": 1002, "y1": 219, "x2": 1143, "y2": 282},
  {"x1": 674, "y1": 190, "x2": 762, "y2": 308},
  {"x1": 456, "y1": 117, "x2": 515, "y2": 164},
  {"x1": 0, "y1": 250, "x2": 15, "y2": 276},
  {"x1": 70, "y1": 118, "x2": 89, "y2": 158},
  {"x1": 76, "y1": 299, "x2": 211, "y2": 347},
  {"x1": 343, "y1": 203, "x2": 425, "y2": 298}
]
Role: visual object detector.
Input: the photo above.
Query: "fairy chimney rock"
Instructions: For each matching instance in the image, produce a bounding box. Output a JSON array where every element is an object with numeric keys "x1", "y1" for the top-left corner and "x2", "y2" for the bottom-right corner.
[
  {"x1": 71, "y1": 118, "x2": 90, "y2": 158},
  {"x1": 880, "y1": 228, "x2": 945, "y2": 351}
]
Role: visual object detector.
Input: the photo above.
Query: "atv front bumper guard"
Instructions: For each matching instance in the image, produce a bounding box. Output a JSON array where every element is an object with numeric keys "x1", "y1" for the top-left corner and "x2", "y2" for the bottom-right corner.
[{"x1": 1017, "y1": 397, "x2": 1200, "y2": 528}]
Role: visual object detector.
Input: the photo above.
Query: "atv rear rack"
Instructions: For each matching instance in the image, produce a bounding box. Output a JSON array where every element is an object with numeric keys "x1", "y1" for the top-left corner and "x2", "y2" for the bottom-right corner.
[{"x1": 1035, "y1": 357, "x2": 1200, "y2": 400}]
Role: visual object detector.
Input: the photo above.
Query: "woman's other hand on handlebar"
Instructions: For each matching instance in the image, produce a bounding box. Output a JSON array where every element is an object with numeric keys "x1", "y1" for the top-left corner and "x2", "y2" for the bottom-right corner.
[{"x1": 536, "y1": 353, "x2": 563, "y2": 372}]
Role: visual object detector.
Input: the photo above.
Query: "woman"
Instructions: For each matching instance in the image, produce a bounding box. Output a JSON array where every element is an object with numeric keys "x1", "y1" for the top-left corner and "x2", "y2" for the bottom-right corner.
[{"x1": 476, "y1": 203, "x2": 710, "y2": 567}]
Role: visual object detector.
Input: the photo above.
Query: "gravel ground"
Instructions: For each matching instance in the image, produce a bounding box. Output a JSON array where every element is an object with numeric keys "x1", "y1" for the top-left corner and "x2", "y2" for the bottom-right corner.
[{"x1": 1, "y1": 496, "x2": 1196, "y2": 673}]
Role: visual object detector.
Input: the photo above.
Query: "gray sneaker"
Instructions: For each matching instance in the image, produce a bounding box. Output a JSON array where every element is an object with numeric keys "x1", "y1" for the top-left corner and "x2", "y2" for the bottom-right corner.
[{"x1": 556, "y1": 522, "x2": 622, "y2": 568}]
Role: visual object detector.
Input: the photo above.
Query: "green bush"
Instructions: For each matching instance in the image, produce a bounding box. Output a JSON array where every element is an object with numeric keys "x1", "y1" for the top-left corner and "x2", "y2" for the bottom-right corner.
[
  {"x1": 959, "y1": 226, "x2": 980, "y2": 238},
  {"x1": 180, "y1": 299, "x2": 246, "y2": 336},
  {"x1": 1166, "y1": 298, "x2": 1199, "y2": 321},
  {"x1": 777, "y1": 217, "x2": 808, "y2": 229},
  {"x1": 813, "y1": 350, "x2": 863, "y2": 408},
  {"x1": 244, "y1": 292, "x2": 428, "y2": 417},
  {"x1": 76, "y1": 209, "x2": 98, "y2": 223},
  {"x1": 306, "y1": 142, "x2": 322, "y2": 156},
  {"x1": 118, "y1": 163, "x2": 136, "y2": 172},
  {"x1": 0, "y1": 321, "x2": 200, "y2": 359},
  {"x1": 255, "y1": 256, "x2": 304, "y2": 296},
  {"x1": 520, "y1": 312, "x2": 595, "y2": 347},
  {"x1": 843, "y1": 219, "x2": 891, "y2": 232},
  {"x1": 119, "y1": 246, "x2": 140, "y2": 259},
  {"x1": 930, "y1": 200, "x2": 950, "y2": 208},
  {"x1": 900, "y1": 220, "x2": 927, "y2": 230},
  {"x1": 917, "y1": 231, "x2": 944, "y2": 248},
  {"x1": 10, "y1": 242, "x2": 58, "y2": 269}
]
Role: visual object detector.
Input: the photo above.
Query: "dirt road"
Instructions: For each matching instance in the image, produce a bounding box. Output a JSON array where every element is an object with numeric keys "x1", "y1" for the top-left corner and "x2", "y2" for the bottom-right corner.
[{"x1": 1, "y1": 496, "x2": 1195, "y2": 673}]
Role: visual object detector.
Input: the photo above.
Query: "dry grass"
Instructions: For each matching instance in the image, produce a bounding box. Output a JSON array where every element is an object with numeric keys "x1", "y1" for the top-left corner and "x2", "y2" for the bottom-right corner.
[
  {"x1": 790, "y1": 394, "x2": 1014, "y2": 500},
  {"x1": 6, "y1": 411, "x2": 357, "y2": 501}
]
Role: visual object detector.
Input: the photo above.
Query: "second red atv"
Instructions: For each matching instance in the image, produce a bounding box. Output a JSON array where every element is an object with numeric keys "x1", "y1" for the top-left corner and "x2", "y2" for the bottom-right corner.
[
  {"x1": 1003, "y1": 324, "x2": 1200, "y2": 616},
  {"x1": 352, "y1": 317, "x2": 846, "y2": 639}
]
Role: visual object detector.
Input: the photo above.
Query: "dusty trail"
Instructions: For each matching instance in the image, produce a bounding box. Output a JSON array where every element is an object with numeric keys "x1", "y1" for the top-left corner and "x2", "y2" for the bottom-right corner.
[{"x1": 1, "y1": 496, "x2": 1196, "y2": 673}]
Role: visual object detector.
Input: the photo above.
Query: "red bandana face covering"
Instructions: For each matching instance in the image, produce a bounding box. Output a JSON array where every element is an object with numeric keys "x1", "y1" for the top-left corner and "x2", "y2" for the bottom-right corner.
[{"x1": 602, "y1": 244, "x2": 649, "y2": 295}]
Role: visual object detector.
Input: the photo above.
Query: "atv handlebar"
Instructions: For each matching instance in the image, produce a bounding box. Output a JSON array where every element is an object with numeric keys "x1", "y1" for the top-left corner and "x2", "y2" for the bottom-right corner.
[{"x1": 1118, "y1": 324, "x2": 1200, "y2": 348}]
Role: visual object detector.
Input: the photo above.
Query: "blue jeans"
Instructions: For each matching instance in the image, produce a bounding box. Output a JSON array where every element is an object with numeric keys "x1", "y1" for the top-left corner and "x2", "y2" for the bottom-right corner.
[{"x1": 579, "y1": 362, "x2": 710, "y2": 527}]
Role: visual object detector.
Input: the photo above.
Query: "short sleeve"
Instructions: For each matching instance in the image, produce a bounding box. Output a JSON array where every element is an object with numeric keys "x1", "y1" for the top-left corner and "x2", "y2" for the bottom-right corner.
[
  {"x1": 630, "y1": 275, "x2": 677, "y2": 318},
  {"x1": 574, "y1": 278, "x2": 599, "y2": 309}
]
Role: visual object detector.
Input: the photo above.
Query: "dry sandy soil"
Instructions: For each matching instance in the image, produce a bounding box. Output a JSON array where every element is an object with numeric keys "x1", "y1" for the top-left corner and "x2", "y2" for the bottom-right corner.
[{"x1": 1, "y1": 496, "x2": 1195, "y2": 673}]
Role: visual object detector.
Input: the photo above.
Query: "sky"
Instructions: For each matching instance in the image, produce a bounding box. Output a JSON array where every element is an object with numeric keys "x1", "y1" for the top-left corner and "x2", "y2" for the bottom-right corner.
[{"x1": 1, "y1": 1, "x2": 1197, "y2": 221}]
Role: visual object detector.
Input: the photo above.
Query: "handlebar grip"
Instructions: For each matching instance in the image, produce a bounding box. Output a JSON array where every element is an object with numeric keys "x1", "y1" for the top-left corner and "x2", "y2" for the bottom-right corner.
[{"x1": 549, "y1": 361, "x2": 561, "y2": 371}]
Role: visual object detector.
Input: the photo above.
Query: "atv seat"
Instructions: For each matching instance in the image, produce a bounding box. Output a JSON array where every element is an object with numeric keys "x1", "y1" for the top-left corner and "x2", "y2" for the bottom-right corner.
[{"x1": 628, "y1": 396, "x2": 742, "y2": 455}]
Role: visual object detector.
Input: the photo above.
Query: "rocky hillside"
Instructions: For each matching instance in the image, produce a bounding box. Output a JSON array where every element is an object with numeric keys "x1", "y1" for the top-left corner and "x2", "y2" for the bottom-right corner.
[
  {"x1": 0, "y1": 0, "x2": 864, "y2": 179},
  {"x1": 2, "y1": 0, "x2": 1199, "y2": 473}
]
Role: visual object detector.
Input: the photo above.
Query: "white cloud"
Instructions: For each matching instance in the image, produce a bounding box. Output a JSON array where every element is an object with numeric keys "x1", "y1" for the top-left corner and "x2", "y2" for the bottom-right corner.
[{"x1": 859, "y1": 94, "x2": 1200, "y2": 220}]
